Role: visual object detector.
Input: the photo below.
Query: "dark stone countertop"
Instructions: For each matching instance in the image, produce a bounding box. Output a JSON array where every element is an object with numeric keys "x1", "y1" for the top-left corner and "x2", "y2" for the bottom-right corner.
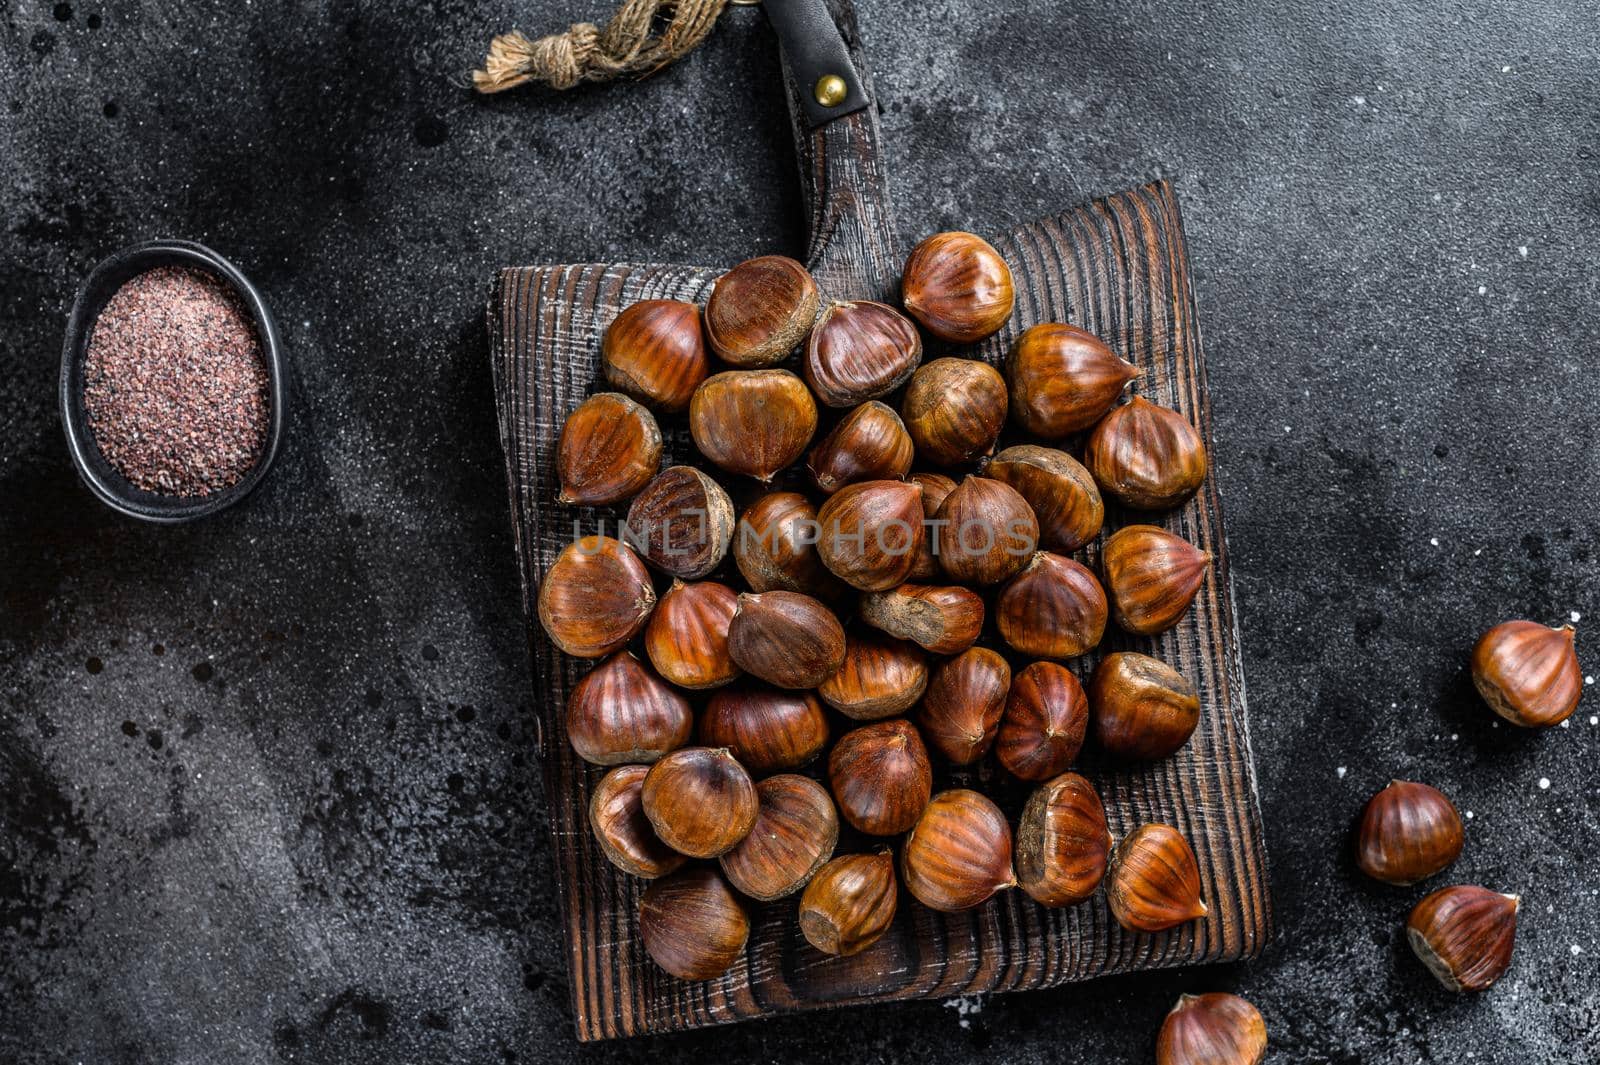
[{"x1": 2, "y1": 1, "x2": 1597, "y2": 1062}]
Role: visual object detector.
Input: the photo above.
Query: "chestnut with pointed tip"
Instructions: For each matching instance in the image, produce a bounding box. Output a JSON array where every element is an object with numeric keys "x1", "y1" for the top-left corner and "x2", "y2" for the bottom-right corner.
[
  {"x1": 996, "y1": 552, "x2": 1107, "y2": 659},
  {"x1": 644, "y1": 580, "x2": 741, "y2": 690},
  {"x1": 1107, "y1": 823, "x2": 1209, "y2": 932},
  {"x1": 1089, "y1": 652, "x2": 1201, "y2": 761},
  {"x1": 901, "y1": 358, "x2": 1008, "y2": 467},
  {"x1": 690, "y1": 369, "x2": 818, "y2": 482},
  {"x1": 901, "y1": 789, "x2": 1017, "y2": 912},
  {"x1": 901, "y1": 232, "x2": 1015, "y2": 343},
  {"x1": 799, "y1": 850, "x2": 899, "y2": 957},
  {"x1": 816, "y1": 479, "x2": 925, "y2": 592},
  {"x1": 640, "y1": 747, "x2": 759, "y2": 858},
  {"x1": 1156, "y1": 993, "x2": 1268, "y2": 1065},
  {"x1": 858, "y1": 583, "x2": 984, "y2": 655},
  {"x1": 602, "y1": 299, "x2": 710, "y2": 413},
  {"x1": 817, "y1": 631, "x2": 929, "y2": 720},
  {"x1": 1407, "y1": 885, "x2": 1519, "y2": 992},
  {"x1": 625, "y1": 466, "x2": 736, "y2": 580},
  {"x1": 1084, "y1": 396, "x2": 1208, "y2": 510},
  {"x1": 726, "y1": 591, "x2": 846, "y2": 690},
  {"x1": 1014, "y1": 772, "x2": 1110, "y2": 906},
  {"x1": 538, "y1": 535, "x2": 656, "y2": 659},
  {"x1": 1471, "y1": 620, "x2": 1582, "y2": 727},
  {"x1": 808, "y1": 401, "x2": 915, "y2": 494},
  {"x1": 589, "y1": 764, "x2": 687, "y2": 879},
  {"x1": 555, "y1": 392, "x2": 663, "y2": 506},
  {"x1": 698, "y1": 687, "x2": 830, "y2": 772},
  {"x1": 1008, "y1": 323, "x2": 1141, "y2": 438},
  {"x1": 1102, "y1": 524, "x2": 1212, "y2": 636},
  {"x1": 918, "y1": 647, "x2": 1012, "y2": 765},
  {"x1": 985, "y1": 445, "x2": 1104, "y2": 553},
  {"x1": 1356, "y1": 781, "x2": 1464, "y2": 886},
  {"x1": 719, "y1": 774, "x2": 839, "y2": 901},
  {"x1": 638, "y1": 867, "x2": 750, "y2": 980},
  {"x1": 998, "y1": 662, "x2": 1089, "y2": 781},
  {"x1": 828, "y1": 719, "x2": 933, "y2": 836},
  {"x1": 907, "y1": 471, "x2": 957, "y2": 579},
  {"x1": 733, "y1": 492, "x2": 843, "y2": 600},
  {"x1": 704, "y1": 254, "x2": 821, "y2": 367},
  {"x1": 566, "y1": 652, "x2": 693, "y2": 766},
  {"x1": 803, "y1": 300, "x2": 923, "y2": 407},
  {"x1": 935, "y1": 475, "x2": 1040, "y2": 586}
]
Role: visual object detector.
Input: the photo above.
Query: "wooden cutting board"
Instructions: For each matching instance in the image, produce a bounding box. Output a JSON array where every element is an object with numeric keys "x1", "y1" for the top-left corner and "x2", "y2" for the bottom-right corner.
[{"x1": 489, "y1": 0, "x2": 1270, "y2": 1041}]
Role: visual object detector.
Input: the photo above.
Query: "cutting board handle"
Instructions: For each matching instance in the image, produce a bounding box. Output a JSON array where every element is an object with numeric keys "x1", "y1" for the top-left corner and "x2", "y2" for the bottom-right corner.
[{"x1": 770, "y1": 0, "x2": 901, "y2": 302}]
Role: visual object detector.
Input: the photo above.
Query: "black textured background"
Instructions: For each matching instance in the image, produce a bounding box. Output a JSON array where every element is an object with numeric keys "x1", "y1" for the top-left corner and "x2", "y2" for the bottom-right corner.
[{"x1": 3, "y1": 1, "x2": 1598, "y2": 1062}]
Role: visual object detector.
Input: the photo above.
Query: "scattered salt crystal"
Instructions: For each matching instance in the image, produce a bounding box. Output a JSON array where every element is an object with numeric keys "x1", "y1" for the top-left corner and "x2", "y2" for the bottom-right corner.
[
  {"x1": 1518, "y1": 246, "x2": 1529, "y2": 258},
  {"x1": 1478, "y1": 285, "x2": 1487, "y2": 295},
  {"x1": 1336, "y1": 766, "x2": 1347, "y2": 779},
  {"x1": 1570, "y1": 611, "x2": 1582, "y2": 622},
  {"x1": 1538, "y1": 778, "x2": 1551, "y2": 790},
  {"x1": 1466, "y1": 811, "x2": 1475, "y2": 819},
  {"x1": 1573, "y1": 945, "x2": 1585, "y2": 956},
  {"x1": 1430, "y1": 537, "x2": 1439, "y2": 546}
]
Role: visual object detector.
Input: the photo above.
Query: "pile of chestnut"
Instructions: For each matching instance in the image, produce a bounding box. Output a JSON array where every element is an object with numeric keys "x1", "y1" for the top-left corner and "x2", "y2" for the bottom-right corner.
[{"x1": 539, "y1": 232, "x2": 1227, "y2": 1053}]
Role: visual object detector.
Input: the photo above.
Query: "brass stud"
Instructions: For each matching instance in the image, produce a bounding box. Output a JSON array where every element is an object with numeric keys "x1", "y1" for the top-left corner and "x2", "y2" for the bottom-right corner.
[{"x1": 814, "y1": 74, "x2": 848, "y2": 108}]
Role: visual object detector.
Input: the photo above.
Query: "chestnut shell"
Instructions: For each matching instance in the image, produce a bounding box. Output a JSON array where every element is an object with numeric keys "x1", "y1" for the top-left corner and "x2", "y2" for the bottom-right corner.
[
  {"x1": 1007, "y1": 323, "x2": 1141, "y2": 438},
  {"x1": 589, "y1": 764, "x2": 687, "y2": 879},
  {"x1": 555, "y1": 392, "x2": 663, "y2": 506},
  {"x1": 638, "y1": 867, "x2": 750, "y2": 981},
  {"x1": 625, "y1": 465, "x2": 736, "y2": 580},
  {"x1": 803, "y1": 300, "x2": 923, "y2": 407},
  {"x1": 807, "y1": 401, "x2": 915, "y2": 494},
  {"x1": 901, "y1": 231, "x2": 1016, "y2": 343},
  {"x1": 698, "y1": 687, "x2": 830, "y2": 772},
  {"x1": 566, "y1": 652, "x2": 693, "y2": 766},
  {"x1": 900, "y1": 789, "x2": 1017, "y2": 912},
  {"x1": 1470, "y1": 620, "x2": 1582, "y2": 728},
  {"x1": 828, "y1": 719, "x2": 933, "y2": 836},
  {"x1": 1106, "y1": 823, "x2": 1209, "y2": 933},
  {"x1": 601, "y1": 299, "x2": 710, "y2": 413},
  {"x1": 997, "y1": 661, "x2": 1089, "y2": 782},
  {"x1": 703, "y1": 255, "x2": 821, "y2": 367},
  {"x1": 918, "y1": 647, "x2": 1011, "y2": 765},
  {"x1": 1355, "y1": 780, "x2": 1464, "y2": 886},
  {"x1": 996, "y1": 552, "x2": 1107, "y2": 659},
  {"x1": 690, "y1": 369, "x2": 818, "y2": 482},
  {"x1": 1089, "y1": 652, "x2": 1201, "y2": 761},
  {"x1": 1156, "y1": 993, "x2": 1268, "y2": 1065},
  {"x1": 641, "y1": 747, "x2": 759, "y2": 858},
  {"x1": 798, "y1": 851, "x2": 899, "y2": 957},
  {"x1": 1083, "y1": 395, "x2": 1208, "y2": 511},
  {"x1": 726, "y1": 591, "x2": 846, "y2": 689},
  {"x1": 1406, "y1": 884, "x2": 1520, "y2": 992},
  {"x1": 901, "y1": 358, "x2": 1009, "y2": 467},
  {"x1": 718, "y1": 774, "x2": 839, "y2": 901},
  {"x1": 1102, "y1": 524, "x2": 1211, "y2": 636},
  {"x1": 985, "y1": 445, "x2": 1105, "y2": 553},
  {"x1": 817, "y1": 631, "x2": 929, "y2": 720},
  {"x1": 816, "y1": 479, "x2": 925, "y2": 592},
  {"x1": 538, "y1": 535, "x2": 656, "y2": 659},
  {"x1": 858, "y1": 583, "x2": 985, "y2": 655},
  {"x1": 644, "y1": 579, "x2": 741, "y2": 690},
  {"x1": 934, "y1": 475, "x2": 1040, "y2": 586},
  {"x1": 1014, "y1": 771, "x2": 1110, "y2": 906}
]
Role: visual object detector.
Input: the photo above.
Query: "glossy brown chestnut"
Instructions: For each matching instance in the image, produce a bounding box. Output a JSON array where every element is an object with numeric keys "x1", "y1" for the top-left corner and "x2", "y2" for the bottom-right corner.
[
  {"x1": 1007, "y1": 323, "x2": 1140, "y2": 438},
  {"x1": 690, "y1": 369, "x2": 818, "y2": 482},
  {"x1": 1084, "y1": 396, "x2": 1208, "y2": 510},
  {"x1": 644, "y1": 580, "x2": 741, "y2": 690},
  {"x1": 985, "y1": 445, "x2": 1104, "y2": 553},
  {"x1": 828, "y1": 719, "x2": 933, "y2": 836},
  {"x1": 808, "y1": 401, "x2": 915, "y2": 494},
  {"x1": 798, "y1": 851, "x2": 899, "y2": 957},
  {"x1": 704, "y1": 254, "x2": 821, "y2": 367},
  {"x1": 934, "y1": 475, "x2": 1039, "y2": 585},
  {"x1": 1408, "y1": 885, "x2": 1520, "y2": 992},
  {"x1": 638, "y1": 867, "x2": 750, "y2": 981},
  {"x1": 719, "y1": 774, "x2": 839, "y2": 901},
  {"x1": 996, "y1": 552, "x2": 1107, "y2": 659},
  {"x1": 1156, "y1": 993, "x2": 1268, "y2": 1065},
  {"x1": 818, "y1": 631, "x2": 929, "y2": 720},
  {"x1": 589, "y1": 764, "x2": 687, "y2": 879},
  {"x1": 625, "y1": 466, "x2": 735, "y2": 580},
  {"x1": 1356, "y1": 781, "x2": 1464, "y2": 886},
  {"x1": 901, "y1": 789, "x2": 1017, "y2": 912},
  {"x1": 538, "y1": 535, "x2": 656, "y2": 658},
  {"x1": 997, "y1": 661, "x2": 1089, "y2": 781},
  {"x1": 602, "y1": 299, "x2": 710, "y2": 413},
  {"x1": 640, "y1": 747, "x2": 759, "y2": 858},
  {"x1": 1014, "y1": 772, "x2": 1110, "y2": 906},
  {"x1": 901, "y1": 358, "x2": 1008, "y2": 467},
  {"x1": 1107, "y1": 823, "x2": 1209, "y2": 932},
  {"x1": 1102, "y1": 524, "x2": 1212, "y2": 636},
  {"x1": 698, "y1": 687, "x2": 829, "y2": 772},
  {"x1": 803, "y1": 300, "x2": 923, "y2": 407},
  {"x1": 816, "y1": 479, "x2": 925, "y2": 592},
  {"x1": 858, "y1": 583, "x2": 985, "y2": 655},
  {"x1": 733, "y1": 492, "x2": 843, "y2": 600},
  {"x1": 907, "y1": 471, "x2": 957, "y2": 579},
  {"x1": 1471, "y1": 621, "x2": 1582, "y2": 728},
  {"x1": 726, "y1": 591, "x2": 846, "y2": 689},
  {"x1": 1089, "y1": 652, "x2": 1201, "y2": 761},
  {"x1": 918, "y1": 647, "x2": 1012, "y2": 765},
  {"x1": 555, "y1": 392, "x2": 662, "y2": 506},
  {"x1": 901, "y1": 231, "x2": 1015, "y2": 343},
  {"x1": 566, "y1": 652, "x2": 693, "y2": 766}
]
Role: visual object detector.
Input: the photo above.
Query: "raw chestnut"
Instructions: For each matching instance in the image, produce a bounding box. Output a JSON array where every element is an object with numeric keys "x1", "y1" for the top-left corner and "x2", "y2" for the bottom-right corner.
[
  {"x1": 799, "y1": 851, "x2": 898, "y2": 957},
  {"x1": 538, "y1": 535, "x2": 656, "y2": 658},
  {"x1": 704, "y1": 254, "x2": 821, "y2": 367},
  {"x1": 808, "y1": 401, "x2": 915, "y2": 494},
  {"x1": 1407, "y1": 884, "x2": 1519, "y2": 992},
  {"x1": 901, "y1": 231, "x2": 1015, "y2": 343},
  {"x1": 641, "y1": 747, "x2": 759, "y2": 858},
  {"x1": 734, "y1": 492, "x2": 843, "y2": 600},
  {"x1": 985, "y1": 445, "x2": 1104, "y2": 553},
  {"x1": 1106, "y1": 823, "x2": 1209, "y2": 933},
  {"x1": 818, "y1": 631, "x2": 928, "y2": 720},
  {"x1": 690, "y1": 369, "x2": 818, "y2": 482},
  {"x1": 858, "y1": 583, "x2": 984, "y2": 655},
  {"x1": 934, "y1": 475, "x2": 1039, "y2": 585},
  {"x1": 803, "y1": 300, "x2": 923, "y2": 407},
  {"x1": 901, "y1": 789, "x2": 1017, "y2": 912},
  {"x1": 589, "y1": 764, "x2": 687, "y2": 879},
  {"x1": 727, "y1": 591, "x2": 846, "y2": 689},
  {"x1": 907, "y1": 472, "x2": 957, "y2": 579},
  {"x1": 644, "y1": 580, "x2": 741, "y2": 690},
  {"x1": 901, "y1": 358, "x2": 1008, "y2": 467},
  {"x1": 1356, "y1": 780, "x2": 1464, "y2": 886},
  {"x1": 1008, "y1": 323, "x2": 1140, "y2": 438},
  {"x1": 816, "y1": 480, "x2": 925, "y2": 592},
  {"x1": 1471, "y1": 620, "x2": 1582, "y2": 728},
  {"x1": 1156, "y1": 993, "x2": 1268, "y2": 1065},
  {"x1": 602, "y1": 299, "x2": 710, "y2": 413},
  {"x1": 828, "y1": 719, "x2": 933, "y2": 836},
  {"x1": 699, "y1": 687, "x2": 829, "y2": 772},
  {"x1": 626, "y1": 466, "x2": 736, "y2": 579},
  {"x1": 719, "y1": 774, "x2": 839, "y2": 901},
  {"x1": 1083, "y1": 395, "x2": 1208, "y2": 510},
  {"x1": 1102, "y1": 524, "x2": 1211, "y2": 636},
  {"x1": 918, "y1": 647, "x2": 1011, "y2": 765},
  {"x1": 555, "y1": 392, "x2": 663, "y2": 506},
  {"x1": 997, "y1": 661, "x2": 1089, "y2": 781},
  {"x1": 566, "y1": 652, "x2": 692, "y2": 766},
  {"x1": 996, "y1": 552, "x2": 1107, "y2": 658},
  {"x1": 1089, "y1": 652, "x2": 1201, "y2": 761},
  {"x1": 1014, "y1": 771, "x2": 1110, "y2": 906},
  {"x1": 638, "y1": 867, "x2": 750, "y2": 980}
]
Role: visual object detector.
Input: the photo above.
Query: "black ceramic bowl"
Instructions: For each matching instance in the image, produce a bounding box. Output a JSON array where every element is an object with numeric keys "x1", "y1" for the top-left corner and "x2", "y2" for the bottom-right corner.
[{"x1": 59, "y1": 239, "x2": 285, "y2": 523}]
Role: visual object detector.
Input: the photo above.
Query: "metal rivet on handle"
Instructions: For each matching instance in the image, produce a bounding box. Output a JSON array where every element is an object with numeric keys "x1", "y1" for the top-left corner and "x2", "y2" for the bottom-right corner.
[{"x1": 814, "y1": 73, "x2": 848, "y2": 107}]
